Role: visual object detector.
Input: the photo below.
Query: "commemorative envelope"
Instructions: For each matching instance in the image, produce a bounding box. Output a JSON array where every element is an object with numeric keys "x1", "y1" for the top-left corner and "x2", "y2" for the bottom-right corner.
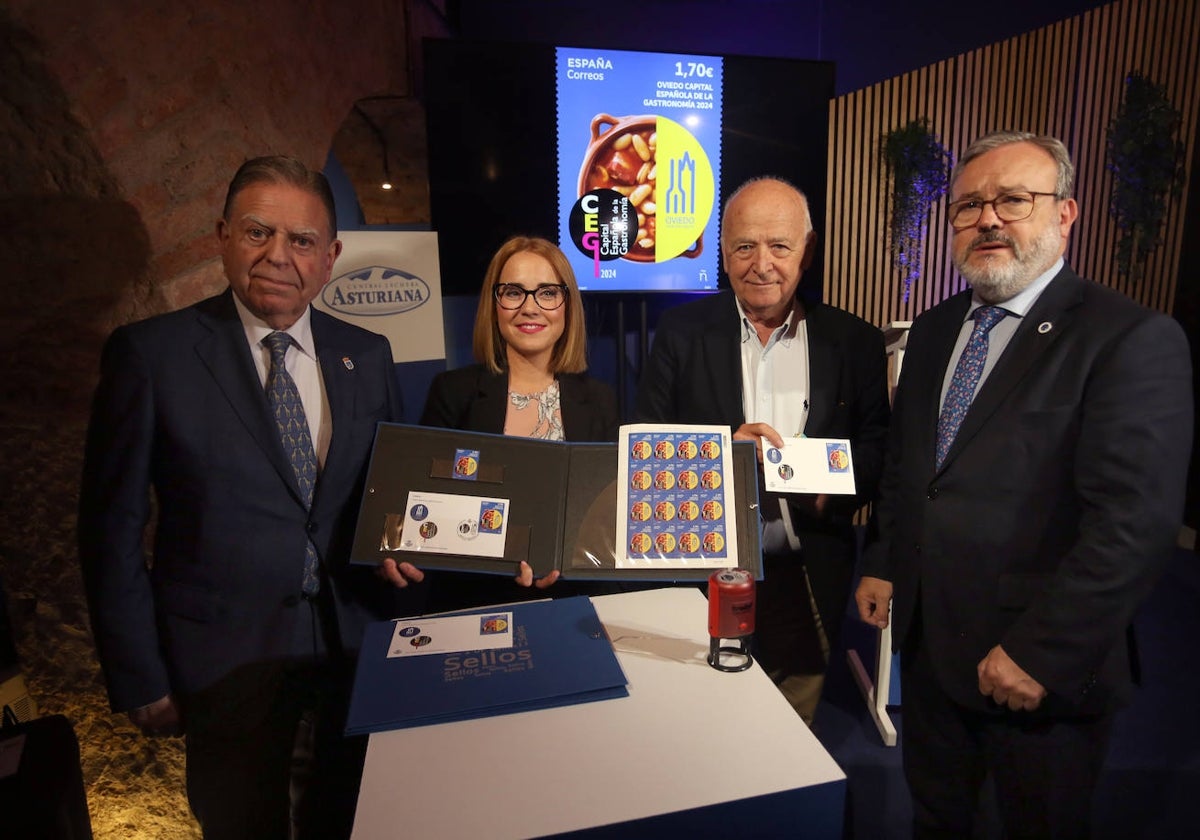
[
  {"x1": 761, "y1": 437, "x2": 857, "y2": 495},
  {"x1": 386, "y1": 611, "x2": 514, "y2": 659},
  {"x1": 398, "y1": 490, "x2": 510, "y2": 558}
]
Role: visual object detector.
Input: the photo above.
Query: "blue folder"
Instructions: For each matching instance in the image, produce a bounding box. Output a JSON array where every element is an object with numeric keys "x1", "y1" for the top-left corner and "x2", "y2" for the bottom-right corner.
[{"x1": 345, "y1": 596, "x2": 629, "y2": 734}]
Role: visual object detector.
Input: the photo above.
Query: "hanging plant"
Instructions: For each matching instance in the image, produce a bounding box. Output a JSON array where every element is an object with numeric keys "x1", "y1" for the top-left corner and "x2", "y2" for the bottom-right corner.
[
  {"x1": 1106, "y1": 72, "x2": 1185, "y2": 281},
  {"x1": 881, "y1": 119, "x2": 953, "y2": 302}
]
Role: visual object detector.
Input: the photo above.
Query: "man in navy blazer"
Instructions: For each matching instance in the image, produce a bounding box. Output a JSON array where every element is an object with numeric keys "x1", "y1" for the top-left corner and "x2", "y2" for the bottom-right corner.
[
  {"x1": 856, "y1": 132, "x2": 1193, "y2": 838},
  {"x1": 79, "y1": 156, "x2": 424, "y2": 838},
  {"x1": 637, "y1": 177, "x2": 891, "y2": 723}
]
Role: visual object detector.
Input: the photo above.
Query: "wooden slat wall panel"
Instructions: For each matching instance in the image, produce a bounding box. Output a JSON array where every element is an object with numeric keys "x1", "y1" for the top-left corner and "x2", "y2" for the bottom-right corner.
[{"x1": 825, "y1": 0, "x2": 1200, "y2": 327}]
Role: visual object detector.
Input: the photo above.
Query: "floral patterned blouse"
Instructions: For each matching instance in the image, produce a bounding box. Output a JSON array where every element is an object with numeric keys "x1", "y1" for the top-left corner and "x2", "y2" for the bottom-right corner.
[{"x1": 504, "y1": 380, "x2": 564, "y2": 441}]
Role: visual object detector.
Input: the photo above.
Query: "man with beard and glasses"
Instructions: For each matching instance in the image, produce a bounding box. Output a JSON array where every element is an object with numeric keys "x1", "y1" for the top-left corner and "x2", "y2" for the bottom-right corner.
[{"x1": 855, "y1": 131, "x2": 1193, "y2": 839}]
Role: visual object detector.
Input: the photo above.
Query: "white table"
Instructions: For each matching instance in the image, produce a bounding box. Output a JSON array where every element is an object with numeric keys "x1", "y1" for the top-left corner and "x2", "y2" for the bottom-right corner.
[{"x1": 352, "y1": 587, "x2": 846, "y2": 838}]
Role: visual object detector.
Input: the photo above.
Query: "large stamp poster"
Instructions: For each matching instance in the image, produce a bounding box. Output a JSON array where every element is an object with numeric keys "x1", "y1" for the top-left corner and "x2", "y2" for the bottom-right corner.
[
  {"x1": 616, "y1": 424, "x2": 737, "y2": 569},
  {"x1": 557, "y1": 47, "x2": 723, "y2": 291}
]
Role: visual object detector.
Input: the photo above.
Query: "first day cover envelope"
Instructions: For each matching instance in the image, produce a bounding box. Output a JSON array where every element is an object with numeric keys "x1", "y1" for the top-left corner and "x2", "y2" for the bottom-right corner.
[
  {"x1": 398, "y1": 490, "x2": 510, "y2": 558},
  {"x1": 762, "y1": 437, "x2": 857, "y2": 495},
  {"x1": 388, "y1": 612, "x2": 514, "y2": 658}
]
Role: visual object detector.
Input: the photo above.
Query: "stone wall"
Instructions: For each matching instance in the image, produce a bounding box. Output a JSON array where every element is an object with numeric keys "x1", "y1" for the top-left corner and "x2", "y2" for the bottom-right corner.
[{"x1": 0, "y1": 2, "x2": 432, "y2": 835}]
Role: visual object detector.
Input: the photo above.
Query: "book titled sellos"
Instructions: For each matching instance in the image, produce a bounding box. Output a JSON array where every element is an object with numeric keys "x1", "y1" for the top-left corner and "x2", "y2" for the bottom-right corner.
[{"x1": 345, "y1": 596, "x2": 629, "y2": 734}]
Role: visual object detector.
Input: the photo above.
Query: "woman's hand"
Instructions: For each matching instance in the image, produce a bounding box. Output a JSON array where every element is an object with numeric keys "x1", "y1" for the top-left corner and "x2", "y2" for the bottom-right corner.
[
  {"x1": 515, "y1": 560, "x2": 560, "y2": 589},
  {"x1": 379, "y1": 557, "x2": 425, "y2": 588}
]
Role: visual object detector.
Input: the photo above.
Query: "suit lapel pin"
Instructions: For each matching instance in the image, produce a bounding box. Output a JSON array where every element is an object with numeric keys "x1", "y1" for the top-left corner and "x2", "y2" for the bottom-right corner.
[
  {"x1": 342, "y1": 356, "x2": 355, "y2": 371},
  {"x1": 1037, "y1": 321, "x2": 1053, "y2": 334}
]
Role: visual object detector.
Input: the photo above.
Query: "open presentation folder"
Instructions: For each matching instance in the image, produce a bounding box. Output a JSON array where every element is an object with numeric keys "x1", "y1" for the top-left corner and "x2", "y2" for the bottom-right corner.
[
  {"x1": 344, "y1": 596, "x2": 628, "y2": 734},
  {"x1": 350, "y1": 423, "x2": 763, "y2": 582}
]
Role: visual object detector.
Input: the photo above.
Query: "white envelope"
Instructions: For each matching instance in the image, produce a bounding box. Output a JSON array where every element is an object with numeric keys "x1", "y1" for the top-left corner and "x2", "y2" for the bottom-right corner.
[
  {"x1": 761, "y1": 437, "x2": 857, "y2": 495},
  {"x1": 398, "y1": 490, "x2": 510, "y2": 558},
  {"x1": 386, "y1": 612, "x2": 514, "y2": 658}
]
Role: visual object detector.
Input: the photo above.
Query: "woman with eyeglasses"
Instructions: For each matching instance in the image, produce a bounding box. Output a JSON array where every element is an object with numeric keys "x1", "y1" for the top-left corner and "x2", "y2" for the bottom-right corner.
[{"x1": 420, "y1": 236, "x2": 618, "y2": 606}]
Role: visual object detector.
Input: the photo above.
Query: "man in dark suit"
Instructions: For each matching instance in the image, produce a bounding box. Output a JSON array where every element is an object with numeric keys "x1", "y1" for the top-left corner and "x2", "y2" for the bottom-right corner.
[
  {"x1": 855, "y1": 132, "x2": 1193, "y2": 838},
  {"x1": 637, "y1": 177, "x2": 891, "y2": 723},
  {"x1": 79, "y1": 156, "x2": 425, "y2": 838}
]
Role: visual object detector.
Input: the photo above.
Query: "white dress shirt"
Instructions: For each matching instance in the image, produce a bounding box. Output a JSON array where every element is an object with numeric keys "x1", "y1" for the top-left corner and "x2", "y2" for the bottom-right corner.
[{"x1": 736, "y1": 296, "x2": 809, "y2": 552}]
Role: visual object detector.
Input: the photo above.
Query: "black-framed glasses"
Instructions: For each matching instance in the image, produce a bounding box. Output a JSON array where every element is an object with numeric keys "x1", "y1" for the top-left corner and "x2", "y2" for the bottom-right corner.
[
  {"x1": 947, "y1": 191, "x2": 1060, "y2": 230},
  {"x1": 494, "y1": 284, "x2": 568, "y2": 310}
]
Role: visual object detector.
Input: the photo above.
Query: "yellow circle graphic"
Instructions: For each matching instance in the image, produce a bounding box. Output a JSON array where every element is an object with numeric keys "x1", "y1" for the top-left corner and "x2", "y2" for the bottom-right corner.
[{"x1": 653, "y1": 116, "x2": 715, "y2": 262}]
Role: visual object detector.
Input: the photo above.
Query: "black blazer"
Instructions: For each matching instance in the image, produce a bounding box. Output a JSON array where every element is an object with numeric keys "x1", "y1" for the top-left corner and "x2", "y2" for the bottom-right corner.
[
  {"x1": 635, "y1": 289, "x2": 891, "y2": 631},
  {"x1": 636, "y1": 290, "x2": 891, "y2": 522},
  {"x1": 861, "y1": 266, "x2": 1193, "y2": 713},
  {"x1": 418, "y1": 363, "x2": 620, "y2": 612},
  {"x1": 421, "y1": 364, "x2": 619, "y2": 442},
  {"x1": 79, "y1": 290, "x2": 408, "y2": 711}
]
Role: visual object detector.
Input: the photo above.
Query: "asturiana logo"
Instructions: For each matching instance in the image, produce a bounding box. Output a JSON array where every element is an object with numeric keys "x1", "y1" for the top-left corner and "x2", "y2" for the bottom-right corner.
[{"x1": 322, "y1": 266, "x2": 430, "y2": 316}]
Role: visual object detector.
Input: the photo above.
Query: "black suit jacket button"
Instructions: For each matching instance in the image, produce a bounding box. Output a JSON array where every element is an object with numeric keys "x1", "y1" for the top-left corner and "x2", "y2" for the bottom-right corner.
[
  {"x1": 927, "y1": 486, "x2": 939, "y2": 500},
  {"x1": 306, "y1": 521, "x2": 318, "y2": 534}
]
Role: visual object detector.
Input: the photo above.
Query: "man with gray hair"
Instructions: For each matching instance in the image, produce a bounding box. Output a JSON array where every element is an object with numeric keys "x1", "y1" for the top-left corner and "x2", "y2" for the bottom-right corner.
[
  {"x1": 856, "y1": 131, "x2": 1193, "y2": 837},
  {"x1": 638, "y1": 176, "x2": 891, "y2": 723}
]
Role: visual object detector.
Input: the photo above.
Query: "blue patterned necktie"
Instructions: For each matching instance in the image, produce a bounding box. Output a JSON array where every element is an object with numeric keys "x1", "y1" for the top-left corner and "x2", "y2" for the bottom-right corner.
[
  {"x1": 264, "y1": 331, "x2": 320, "y2": 595},
  {"x1": 935, "y1": 306, "x2": 1006, "y2": 468}
]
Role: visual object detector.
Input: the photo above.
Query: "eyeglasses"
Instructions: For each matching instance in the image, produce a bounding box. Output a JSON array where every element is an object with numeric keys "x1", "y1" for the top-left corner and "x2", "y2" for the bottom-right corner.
[
  {"x1": 494, "y1": 284, "x2": 568, "y2": 310},
  {"x1": 947, "y1": 191, "x2": 1060, "y2": 230}
]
